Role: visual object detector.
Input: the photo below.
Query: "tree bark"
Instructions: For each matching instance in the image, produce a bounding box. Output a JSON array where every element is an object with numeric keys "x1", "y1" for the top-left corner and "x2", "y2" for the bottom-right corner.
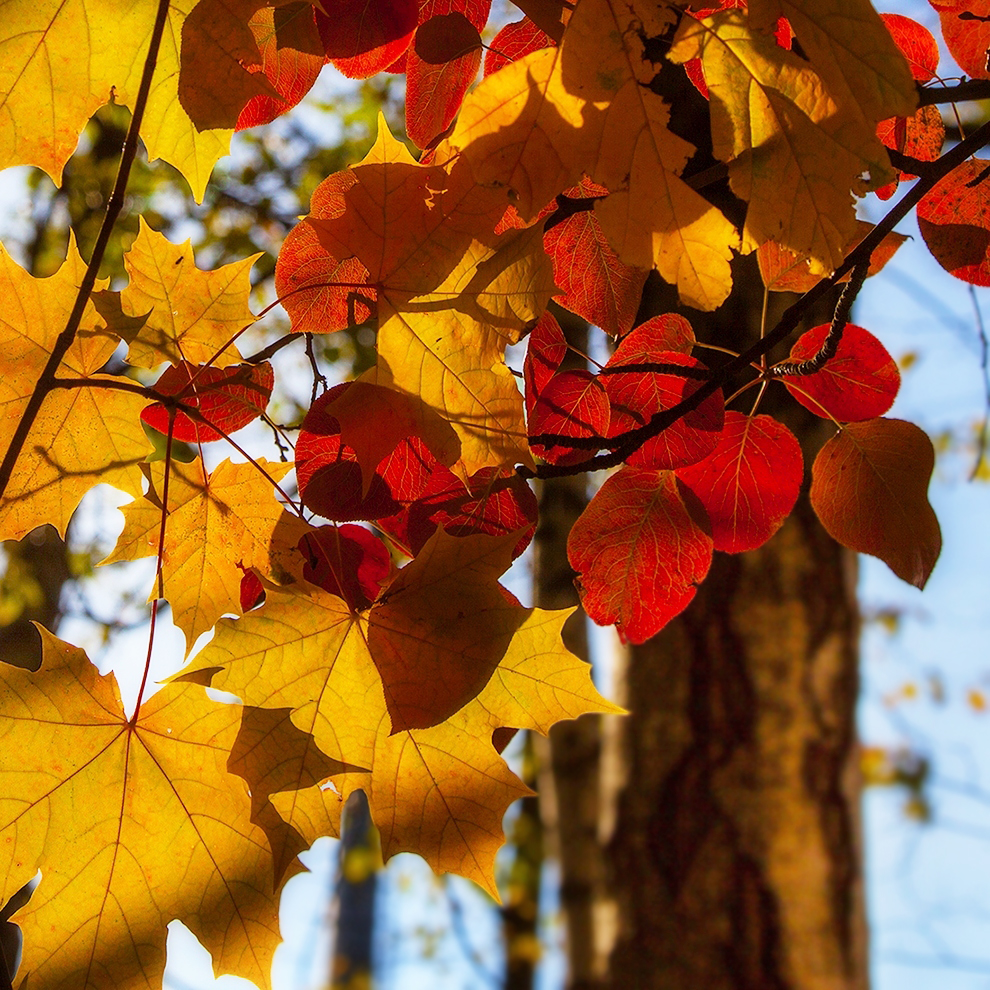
[{"x1": 598, "y1": 256, "x2": 869, "y2": 988}]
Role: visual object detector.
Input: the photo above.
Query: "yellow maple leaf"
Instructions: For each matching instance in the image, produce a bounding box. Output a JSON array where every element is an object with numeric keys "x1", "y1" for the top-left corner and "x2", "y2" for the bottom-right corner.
[
  {"x1": 184, "y1": 531, "x2": 619, "y2": 895},
  {"x1": 119, "y1": 218, "x2": 260, "y2": 369},
  {"x1": 296, "y1": 118, "x2": 553, "y2": 473},
  {"x1": 0, "y1": 628, "x2": 287, "y2": 990},
  {"x1": 668, "y1": 10, "x2": 914, "y2": 270},
  {"x1": 0, "y1": 1, "x2": 231, "y2": 200},
  {"x1": 104, "y1": 456, "x2": 295, "y2": 649},
  {"x1": 448, "y1": 0, "x2": 739, "y2": 311},
  {"x1": 0, "y1": 236, "x2": 150, "y2": 542}
]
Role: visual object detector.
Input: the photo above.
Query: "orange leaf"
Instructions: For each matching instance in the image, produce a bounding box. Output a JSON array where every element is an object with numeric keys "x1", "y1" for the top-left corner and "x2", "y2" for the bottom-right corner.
[
  {"x1": 0, "y1": 630, "x2": 287, "y2": 990},
  {"x1": 568, "y1": 467, "x2": 713, "y2": 644},
  {"x1": 810, "y1": 418, "x2": 941, "y2": 588}
]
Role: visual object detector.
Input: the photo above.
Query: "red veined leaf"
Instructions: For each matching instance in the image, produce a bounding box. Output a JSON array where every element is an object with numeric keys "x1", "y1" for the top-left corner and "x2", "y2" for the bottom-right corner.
[
  {"x1": 142, "y1": 361, "x2": 274, "y2": 443},
  {"x1": 810, "y1": 418, "x2": 941, "y2": 589},
  {"x1": 544, "y1": 201, "x2": 649, "y2": 337},
  {"x1": 296, "y1": 384, "x2": 434, "y2": 520},
  {"x1": 316, "y1": 0, "x2": 419, "y2": 77},
  {"x1": 567, "y1": 467, "x2": 713, "y2": 644},
  {"x1": 781, "y1": 324, "x2": 900, "y2": 421},
  {"x1": 675, "y1": 412, "x2": 802, "y2": 553},
  {"x1": 378, "y1": 465, "x2": 538, "y2": 558},
  {"x1": 405, "y1": 0, "x2": 492, "y2": 149},
  {"x1": 616, "y1": 313, "x2": 696, "y2": 354},
  {"x1": 529, "y1": 370, "x2": 610, "y2": 465},
  {"x1": 930, "y1": 0, "x2": 990, "y2": 79},
  {"x1": 880, "y1": 13, "x2": 939, "y2": 81},
  {"x1": 508, "y1": 0, "x2": 567, "y2": 41},
  {"x1": 875, "y1": 104, "x2": 945, "y2": 200},
  {"x1": 298, "y1": 524, "x2": 393, "y2": 610},
  {"x1": 236, "y1": 3, "x2": 326, "y2": 131},
  {"x1": 523, "y1": 311, "x2": 569, "y2": 417},
  {"x1": 274, "y1": 171, "x2": 376, "y2": 333},
  {"x1": 917, "y1": 158, "x2": 990, "y2": 286},
  {"x1": 758, "y1": 222, "x2": 908, "y2": 292},
  {"x1": 603, "y1": 344, "x2": 722, "y2": 470},
  {"x1": 483, "y1": 17, "x2": 553, "y2": 76}
]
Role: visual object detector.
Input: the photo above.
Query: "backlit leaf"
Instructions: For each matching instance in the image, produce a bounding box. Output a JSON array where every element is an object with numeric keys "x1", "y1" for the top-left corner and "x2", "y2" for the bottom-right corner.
[
  {"x1": 0, "y1": 630, "x2": 285, "y2": 990},
  {"x1": 141, "y1": 361, "x2": 274, "y2": 443},
  {"x1": 483, "y1": 17, "x2": 554, "y2": 76},
  {"x1": 930, "y1": 0, "x2": 990, "y2": 79},
  {"x1": 918, "y1": 158, "x2": 990, "y2": 286},
  {"x1": 316, "y1": 0, "x2": 419, "y2": 77},
  {"x1": 568, "y1": 467, "x2": 713, "y2": 644},
  {"x1": 120, "y1": 219, "x2": 260, "y2": 369},
  {"x1": 675, "y1": 412, "x2": 802, "y2": 553},
  {"x1": 810, "y1": 418, "x2": 941, "y2": 588},
  {"x1": 529, "y1": 370, "x2": 610, "y2": 465},
  {"x1": 781, "y1": 323, "x2": 900, "y2": 421},
  {"x1": 104, "y1": 457, "x2": 294, "y2": 649}
]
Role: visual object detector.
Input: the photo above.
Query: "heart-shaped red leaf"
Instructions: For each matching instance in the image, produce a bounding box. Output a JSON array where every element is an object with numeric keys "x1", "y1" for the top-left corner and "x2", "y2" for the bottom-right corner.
[
  {"x1": 298, "y1": 524, "x2": 393, "y2": 610},
  {"x1": 676, "y1": 412, "x2": 803, "y2": 553},
  {"x1": 781, "y1": 324, "x2": 900, "y2": 421},
  {"x1": 568, "y1": 467, "x2": 713, "y2": 644},
  {"x1": 918, "y1": 158, "x2": 990, "y2": 286},
  {"x1": 316, "y1": 0, "x2": 419, "y2": 77},
  {"x1": 529, "y1": 370, "x2": 610, "y2": 464},
  {"x1": 810, "y1": 418, "x2": 941, "y2": 589},
  {"x1": 603, "y1": 345, "x2": 722, "y2": 469}
]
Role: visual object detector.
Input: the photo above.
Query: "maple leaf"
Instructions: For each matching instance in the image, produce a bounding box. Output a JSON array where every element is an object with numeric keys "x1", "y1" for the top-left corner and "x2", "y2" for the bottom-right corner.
[
  {"x1": 120, "y1": 218, "x2": 260, "y2": 369},
  {"x1": 185, "y1": 530, "x2": 617, "y2": 894},
  {"x1": 0, "y1": 0, "x2": 234, "y2": 199},
  {"x1": 281, "y1": 117, "x2": 554, "y2": 473},
  {"x1": 449, "y1": 0, "x2": 739, "y2": 310},
  {"x1": 0, "y1": 628, "x2": 289, "y2": 990},
  {"x1": 104, "y1": 457, "x2": 295, "y2": 649},
  {"x1": 0, "y1": 236, "x2": 150, "y2": 542},
  {"x1": 668, "y1": 8, "x2": 913, "y2": 269}
]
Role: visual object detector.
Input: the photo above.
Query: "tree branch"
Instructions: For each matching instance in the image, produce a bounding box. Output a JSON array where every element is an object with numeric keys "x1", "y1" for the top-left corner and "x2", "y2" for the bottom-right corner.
[
  {"x1": 918, "y1": 78, "x2": 990, "y2": 106},
  {"x1": 521, "y1": 119, "x2": 990, "y2": 480},
  {"x1": 0, "y1": 0, "x2": 171, "y2": 501}
]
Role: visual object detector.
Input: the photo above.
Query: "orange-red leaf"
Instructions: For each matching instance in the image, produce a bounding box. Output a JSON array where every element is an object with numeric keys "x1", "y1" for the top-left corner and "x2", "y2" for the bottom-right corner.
[
  {"x1": 406, "y1": 1, "x2": 490, "y2": 149},
  {"x1": 567, "y1": 467, "x2": 713, "y2": 644},
  {"x1": 603, "y1": 344, "x2": 722, "y2": 470},
  {"x1": 781, "y1": 324, "x2": 900, "y2": 421},
  {"x1": 142, "y1": 361, "x2": 274, "y2": 443},
  {"x1": 917, "y1": 158, "x2": 990, "y2": 286},
  {"x1": 810, "y1": 418, "x2": 941, "y2": 588},
  {"x1": 378, "y1": 466, "x2": 538, "y2": 558},
  {"x1": 930, "y1": 0, "x2": 990, "y2": 79},
  {"x1": 529, "y1": 370, "x2": 610, "y2": 464},
  {"x1": 881, "y1": 13, "x2": 939, "y2": 81},
  {"x1": 299, "y1": 524, "x2": 393, "y2": 610},
  {"x1": 484, "y1": 17, "x2": 553, "y2": 76},
  {"x1": 295, "y1": 385, "x2": 434, "y2": 520},
  {"x1": 676, "y1": 412, "x2": 802, "y2": 553},
  {"x1": 523, "y1": 311, "x2": 568, "y2": 416},
  {"x1": 236, "y1": 4, "x2": 327, "y2": 130},
  {"x1": 544, "y1": 205, "x2": 649, "y2": 337},
  {"x1": 316, "y1": 0, "x2": 419, "y2": 77}
]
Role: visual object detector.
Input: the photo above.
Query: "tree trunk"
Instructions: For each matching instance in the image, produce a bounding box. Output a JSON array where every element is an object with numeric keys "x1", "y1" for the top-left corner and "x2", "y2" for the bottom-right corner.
[{"x1": 598, "y1": 255, "x2": 869, "y2": 988}]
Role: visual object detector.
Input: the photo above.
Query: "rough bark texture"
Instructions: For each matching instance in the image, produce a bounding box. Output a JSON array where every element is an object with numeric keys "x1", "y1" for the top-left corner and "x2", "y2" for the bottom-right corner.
[
  {"x1": 603, "y1": 504, "x2": 865, "y2": 990},
  {"x1": 598, "y1": 249, "x2": 869, "y2": 989}
]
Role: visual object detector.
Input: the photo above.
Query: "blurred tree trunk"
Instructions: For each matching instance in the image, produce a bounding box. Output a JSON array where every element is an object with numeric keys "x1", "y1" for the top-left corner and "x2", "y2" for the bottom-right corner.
[{"x1": 330, "y1": 790, "x2": 380, "y2": 990}]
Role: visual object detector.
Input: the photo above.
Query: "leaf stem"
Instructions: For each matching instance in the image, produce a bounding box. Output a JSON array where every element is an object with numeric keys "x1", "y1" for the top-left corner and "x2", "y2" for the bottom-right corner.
[{"x1": 0, "y1": 0, "x2": 172, "y2": 502}]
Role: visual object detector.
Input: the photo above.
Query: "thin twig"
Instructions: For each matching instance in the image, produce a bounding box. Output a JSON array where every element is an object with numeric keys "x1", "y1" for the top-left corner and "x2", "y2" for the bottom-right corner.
[{"x1": 0, "y1": 0, "x2": 171, "y2": 501}]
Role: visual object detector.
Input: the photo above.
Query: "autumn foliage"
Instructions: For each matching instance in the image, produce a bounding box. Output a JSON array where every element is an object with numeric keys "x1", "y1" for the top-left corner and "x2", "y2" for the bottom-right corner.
[{"x1": 0, "y1": 0, "x2": 988, "y2": 986}]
